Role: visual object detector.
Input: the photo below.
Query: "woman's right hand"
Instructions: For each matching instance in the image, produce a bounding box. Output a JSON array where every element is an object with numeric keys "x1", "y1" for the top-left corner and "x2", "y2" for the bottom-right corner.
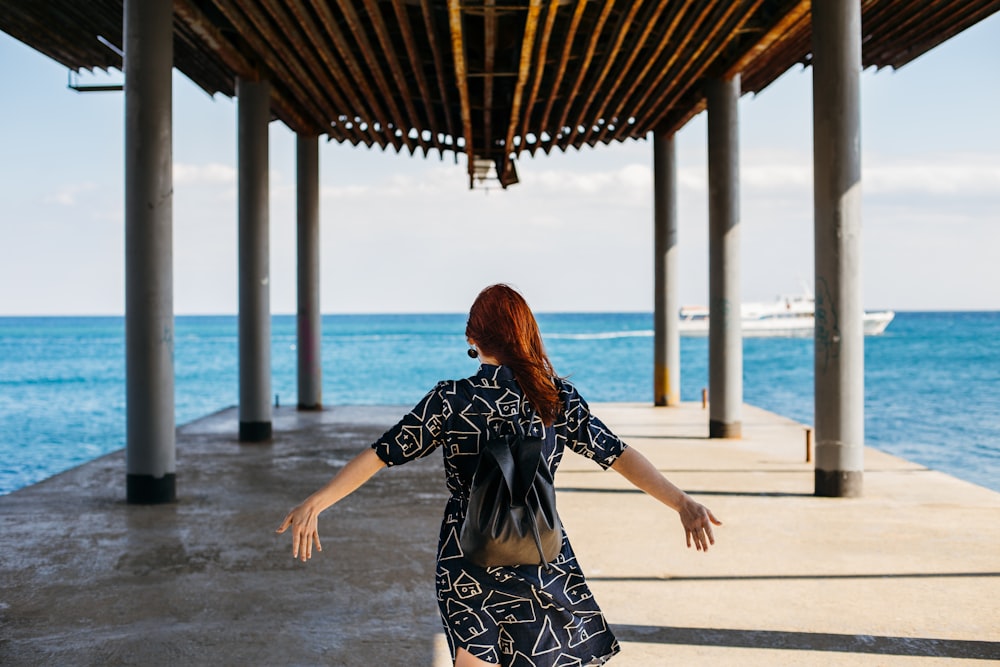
[
  {"x1": 678, "y1": 495, "x2": 722, "y2": 552},
  {"x1": 273, "y1": 448, "x2": 387, "y2": 562}
]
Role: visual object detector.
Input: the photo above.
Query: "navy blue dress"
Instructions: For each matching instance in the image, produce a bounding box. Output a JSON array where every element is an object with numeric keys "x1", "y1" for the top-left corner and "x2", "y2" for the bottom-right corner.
[{"x1": 372, "y1": 364, "x2": 626, "y2": 666}]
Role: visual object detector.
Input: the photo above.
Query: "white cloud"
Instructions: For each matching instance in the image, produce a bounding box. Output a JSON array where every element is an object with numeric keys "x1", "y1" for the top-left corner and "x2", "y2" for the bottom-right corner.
[
  {"x1": 173, "y1": 162, "x2": 236, "y2": 186},
  {"x1": 320, "y1": 183, "x2": 372, "y2": 199},
  {"x1": 48, "y1": 182, "x2": 97, "y2": 206},
  {"x1": 530, "y1": 164, "x2": 652, "y2": 196},
  {"x1": 743, "y1": 163, "x2": 813, "y2": 190},
  {"x1": 864, "y1": 156, "x2": 1000, "y2": 195},
  {"x1": 680, "y1": 151, "x2": 1000, "y2": 199}
]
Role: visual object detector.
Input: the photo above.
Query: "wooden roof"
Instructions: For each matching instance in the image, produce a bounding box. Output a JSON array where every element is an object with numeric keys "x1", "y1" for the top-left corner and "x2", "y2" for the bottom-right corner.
[{"x1": 3, "y1": 0, "x2": 998, "y2": 187}]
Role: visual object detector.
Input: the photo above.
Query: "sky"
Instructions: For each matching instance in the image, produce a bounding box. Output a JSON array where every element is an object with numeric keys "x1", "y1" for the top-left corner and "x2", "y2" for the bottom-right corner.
[{"x1": 1, "y1": 15, "x2": 998, "y2": 315}]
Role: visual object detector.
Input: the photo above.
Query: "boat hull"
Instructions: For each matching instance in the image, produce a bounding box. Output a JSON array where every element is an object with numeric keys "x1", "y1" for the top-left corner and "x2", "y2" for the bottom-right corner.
[
  {"x1": 677, "y1": 293, "x2": 895, "y2": 338},
  {"x1": 678, "y1": 310, "x2": 895, "y2": 337}
]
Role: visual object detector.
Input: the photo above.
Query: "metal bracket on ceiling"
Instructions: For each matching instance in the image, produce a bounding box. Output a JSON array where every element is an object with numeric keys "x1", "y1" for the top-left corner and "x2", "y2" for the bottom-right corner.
[
  {"x1": 67, "y1": 69, "x2": 124, "y2": 93},
  {"x1": 67, "y1": 35, "x2": 124, "y2": 93},
  {"x1": 470, "y1": 155, "x2": 519, "y2": 190}
]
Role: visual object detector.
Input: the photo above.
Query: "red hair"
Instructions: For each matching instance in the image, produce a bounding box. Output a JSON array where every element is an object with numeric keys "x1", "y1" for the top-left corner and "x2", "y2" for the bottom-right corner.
[{"x1": 466, "y1": 284, "x2": 561, "y2": 425}]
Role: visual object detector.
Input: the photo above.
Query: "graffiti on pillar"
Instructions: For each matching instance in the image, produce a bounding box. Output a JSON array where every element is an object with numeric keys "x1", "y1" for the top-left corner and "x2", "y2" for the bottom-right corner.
[
  {"x1": 815, "y1": 277, "x2": 840, "y2": 373},
  {"x1": 710, "y1": 297, "x2": 732, "y2": 328},
  {"x1": 161, "y1": 324, "x2": 174, "y2": 363}
]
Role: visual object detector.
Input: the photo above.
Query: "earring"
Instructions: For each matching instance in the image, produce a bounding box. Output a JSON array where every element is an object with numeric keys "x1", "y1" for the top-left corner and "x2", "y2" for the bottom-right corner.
[{"x1": 467, "y1": 347, "x2": 479, "y2": 359}]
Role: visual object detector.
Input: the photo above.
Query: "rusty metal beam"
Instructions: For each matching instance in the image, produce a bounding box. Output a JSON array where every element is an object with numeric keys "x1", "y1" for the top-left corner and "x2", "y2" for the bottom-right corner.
[
  {"x1": 723, "y1": 0, "x2": 810, "y2": 80},
  {"x1": 646, "y1": 0, "x2": 766, "y2": 136},
  {"x1": 581, "y1": 0, "x2": 673, "y2": 146},
  {"x1": 175, "y1": 0, "x2": 254, "y2": 80},
  {"x1": 893, "y1": 1, "x2": 1000, "y2": 69},
  {"x1": 310, "y1": 0, "x2": 394, "y2": 148},
  {"x1": 499, "y1": 0, "x2": 542, "y2": 175},
  {"x1": 421, "y1": 0, "x2": 458, "y2": 158},
  {"x1": 629, "y1": 0, "x2": 734, "y2": 138},
  {"x1": 519, "y1": 0, "x2": 560, "y2": 156},
  {"x1": 573, "y1": 0, "x2": 646, "y2": 147},
  {"x1": 868, "y1": 0, "x2": 993, "y2": 69},
  {"x1": 7, "y1": 0, "x2": 1000, "y2": 175},
  {"x1": 284, "y1": 0, "x2": 379, "y2": 146},
  {"x1": 447, "y1": 0, "x2": 476, "y2": 185},
  {"x1": 483, "y1": 0, "x2": 497, "y2": 160},
  {"x1": 391, "y1": 0, "x2": 441, "y2": 154},
  {"x1": 641, "y1": 0, "x2": 765, "y2": 139},
  {"x1": 592, "y1": 1, "x2": 690, "y2": 146},
  {"x1": 334, "y1": 0, "x2": 409, "y2": 151},
  {"x1": 257, "y1": 0, "x2": 368, "y2": 144},
  {"x1": 212, "y1": 0, "x2": 330, "y2": 133},
  {"x1": 537, "y1": 0, "x2": 589, "y2": 146},
  {"x1": 361, "y1": 0, "x2": 425, "y2": 154},
  {"x1": 539, "y1": 0, "x2": 587, "y2": 139},
  {"x1": 554, "y1": 0, "x2": 619, "y2": 149}
]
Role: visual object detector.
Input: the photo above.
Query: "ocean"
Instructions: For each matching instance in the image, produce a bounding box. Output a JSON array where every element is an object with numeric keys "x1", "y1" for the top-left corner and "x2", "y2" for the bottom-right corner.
[{"x1": 1, "y1": 312, "x2": 998, "y2": 495}]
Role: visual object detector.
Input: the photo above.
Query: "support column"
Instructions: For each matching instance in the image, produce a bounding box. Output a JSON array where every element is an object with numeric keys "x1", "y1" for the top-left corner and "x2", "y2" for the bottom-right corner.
[
  {"x1": 238, "y1": 77, "x2": 272, "y2": 442},
  {"x1": 706, "y1": 75, "x2": 742, "y2": 438},
  {"x1": 653, "y1": 132, "x2": 680, "y2": 406},
  {"x1": 296, "y1": 134, "x2": 322, "y2": 410},
  {"x1": 124, "y1": 0, "x2": 175, "y2": 503},
  {"x1": 812, "y1": 0, "x2": 864, "y2": 497}
]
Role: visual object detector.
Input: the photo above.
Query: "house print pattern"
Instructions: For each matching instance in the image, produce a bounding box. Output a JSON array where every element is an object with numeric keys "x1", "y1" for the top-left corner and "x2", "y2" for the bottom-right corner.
[{"x1": 372, "y1": 364, "x2": 626, "y2": 666}]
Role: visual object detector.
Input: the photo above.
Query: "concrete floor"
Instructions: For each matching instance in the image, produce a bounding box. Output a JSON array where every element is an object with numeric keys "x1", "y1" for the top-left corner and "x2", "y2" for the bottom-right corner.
[{"x1": 1, "y1": 402, "x2": 998, "y2": 666}]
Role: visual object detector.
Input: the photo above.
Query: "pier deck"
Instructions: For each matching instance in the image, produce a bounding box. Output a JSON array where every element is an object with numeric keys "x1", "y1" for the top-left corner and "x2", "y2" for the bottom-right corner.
[{"x1": 1, "y1": 403, "x2": 997, "y2": 665}]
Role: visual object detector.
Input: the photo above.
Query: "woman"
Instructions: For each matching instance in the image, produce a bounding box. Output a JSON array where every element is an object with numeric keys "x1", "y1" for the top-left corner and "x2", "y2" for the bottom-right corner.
[{"x1": 277, "y1": 284, "x2": 721, "y2": 666}]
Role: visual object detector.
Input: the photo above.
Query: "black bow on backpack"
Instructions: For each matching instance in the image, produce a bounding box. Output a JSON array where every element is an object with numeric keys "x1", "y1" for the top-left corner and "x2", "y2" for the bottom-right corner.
[{"x1": 460, "y1": 411, "x2": 563, "y2": 568}]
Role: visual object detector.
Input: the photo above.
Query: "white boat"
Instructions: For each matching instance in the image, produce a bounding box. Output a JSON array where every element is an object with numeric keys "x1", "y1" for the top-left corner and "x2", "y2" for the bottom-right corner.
[{"x1": 678, "y1": 294, "x2": 895, "y2": 337}]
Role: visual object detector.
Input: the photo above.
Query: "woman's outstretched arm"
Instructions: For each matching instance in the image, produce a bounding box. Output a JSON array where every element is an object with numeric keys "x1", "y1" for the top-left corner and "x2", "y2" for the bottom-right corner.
[
  {"x1": 275, "y1": 448, "x2": 386, "y2": 561},
  {"x1": 609, "y1": 446, "x2": 722, "y2": 551}
]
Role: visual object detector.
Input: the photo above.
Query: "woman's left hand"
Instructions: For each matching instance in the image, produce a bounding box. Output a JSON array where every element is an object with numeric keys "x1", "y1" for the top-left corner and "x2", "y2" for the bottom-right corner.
[
  {"x1": 678, "y1": 496, "x2": 722, "y2": 552},
  {"x1": 276, "y1": 501, "x2": 323, "y2": 562}
]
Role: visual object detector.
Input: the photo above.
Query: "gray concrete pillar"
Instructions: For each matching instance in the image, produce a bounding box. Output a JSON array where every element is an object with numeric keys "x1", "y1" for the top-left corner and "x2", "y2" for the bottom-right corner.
[
  {"x1": 237, "y1": 77, "x2": 273, "y2": 442},
  {"x1": 296, "y1": 134, "x2": 322, "y2": 410},
  {"x1": 812, "y1": 0, "x2": 864, "y2": 497},
  {"x1": 706, "y1": 75, "x2": 743, "y2": 438},
  {"x1": 653, "y1": 132, "x2": 680, "y2": 406},
  {"x1": 124, "y1": 0, "x2": 175, "y2": 503}
]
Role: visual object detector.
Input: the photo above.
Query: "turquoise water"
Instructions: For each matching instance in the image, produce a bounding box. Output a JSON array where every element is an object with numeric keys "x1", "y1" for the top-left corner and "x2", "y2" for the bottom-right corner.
[{"x1": 1, "y1": 312, "x2": 997, "y2": 494}]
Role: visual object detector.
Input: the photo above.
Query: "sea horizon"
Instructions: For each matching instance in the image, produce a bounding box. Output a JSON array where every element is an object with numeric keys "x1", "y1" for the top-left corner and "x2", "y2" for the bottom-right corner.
[{"x1": 3, "y1": 307, "x2": 999, "y2": 318}]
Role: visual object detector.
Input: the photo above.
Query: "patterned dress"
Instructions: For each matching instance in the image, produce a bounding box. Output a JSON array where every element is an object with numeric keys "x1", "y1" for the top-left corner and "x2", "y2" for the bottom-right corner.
[{"x1": 372, "y1": 364, "x2": 627, "y2": 666}]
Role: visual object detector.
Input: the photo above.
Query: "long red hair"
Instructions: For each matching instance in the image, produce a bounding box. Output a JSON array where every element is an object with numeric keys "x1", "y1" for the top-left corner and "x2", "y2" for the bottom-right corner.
[{"x1": 466, "y1": 284, "x2": 561, "y2": 425}]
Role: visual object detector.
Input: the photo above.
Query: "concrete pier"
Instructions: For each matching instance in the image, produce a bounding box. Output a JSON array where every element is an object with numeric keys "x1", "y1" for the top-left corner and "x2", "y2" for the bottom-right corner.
[
  {"x1": 123, "y1": 0, "x2": 175, "y2": 504},
  {"x1": 653, "y1": 132, "x2": 680, "y2": 407},
  {"x1": 237, "y1": 77, "x2": 273, "y2": 442},
  {"x1": 2, "y1": 404, "x2": 997, "y2": 665},
  {"x1": 706, "y1": 75, "x2": 743, "y2": 438}
]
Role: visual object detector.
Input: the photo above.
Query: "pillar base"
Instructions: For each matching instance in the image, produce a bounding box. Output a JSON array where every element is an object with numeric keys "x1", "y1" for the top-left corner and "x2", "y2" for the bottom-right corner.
[
  {"x1": 297, "y1": 403, "x2": 323, "y2": 411},
  {"x1": 815, "y1": 469, "x2": 863, "y2": 497},
  {"x1": 240, "y1": 421, "x2": 272, "y2": 442},
  {"x1": 709, "y1": 420, "x2": 741, "y2": 439},
  {"x1": 127, "y1": 473, "x2": 176, "y2": 504}
]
